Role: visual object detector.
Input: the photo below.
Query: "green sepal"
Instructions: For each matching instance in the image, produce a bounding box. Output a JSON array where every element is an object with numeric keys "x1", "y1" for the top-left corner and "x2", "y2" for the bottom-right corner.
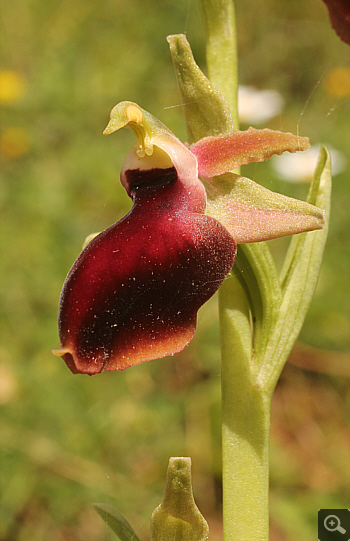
[
  {"x1": 167, "y1": 34, "x2": 234, "y2": 145},
  {"x1": 93, "y1": 503, "x2": 141, "y2": 541},
  {"x1": 203, "y1": 173, "x2": 324, "y2": 244},
  {"x1": 150, "y1": 457, "x2": 209, "y2": 541},
  {"x1": 258, "y1": 145, "x2": 332, "y2": 391}
]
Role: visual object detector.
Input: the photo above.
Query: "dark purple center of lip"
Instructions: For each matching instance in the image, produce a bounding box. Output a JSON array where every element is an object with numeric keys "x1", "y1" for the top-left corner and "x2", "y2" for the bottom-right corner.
[{"x1": 125, "y1": 167, "x2": 177, "y2": 193}]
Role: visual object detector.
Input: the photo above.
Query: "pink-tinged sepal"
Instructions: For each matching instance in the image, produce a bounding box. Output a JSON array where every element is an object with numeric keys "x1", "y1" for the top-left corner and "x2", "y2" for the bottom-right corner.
[
  {"x1": 191, "y1": 128, "x2": 310, "y2": 178},
  {"x1": 203, "y1": 173, "x2": 325, "y2": 244}
]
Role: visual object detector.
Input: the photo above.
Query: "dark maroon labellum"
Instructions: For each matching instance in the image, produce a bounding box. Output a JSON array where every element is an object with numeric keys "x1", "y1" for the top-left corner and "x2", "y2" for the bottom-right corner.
[{"x1": 54, "y1": 167, "x2": 236, "y2": 374}]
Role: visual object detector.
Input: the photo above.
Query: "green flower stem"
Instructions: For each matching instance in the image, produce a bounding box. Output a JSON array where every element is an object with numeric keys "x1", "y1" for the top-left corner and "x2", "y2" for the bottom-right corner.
[
  {"x1": 199, "y1": 0, "x2": 239, "y2": 126},
  {"x1": 200, "y1": 1, "x2": 271, "y2": 539},
  {"x1": 169, "y1": 20, "x2": 273, "y2": 536},
  {"x1": 219, "y1": 276, "x2": 270, "y2": 541},
  {"x1": 218, "y1": 147, "x2": 331, "y2": 541},
  {"x1": 176, "y1": 3, "x2": 330, "y2": 539}
]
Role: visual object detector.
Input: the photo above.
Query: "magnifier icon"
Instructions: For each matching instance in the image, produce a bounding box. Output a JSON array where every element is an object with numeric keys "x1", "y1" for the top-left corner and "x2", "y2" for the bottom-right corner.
[{"x1": 324, "y1": 515, "x2": 346, "y2": 534}]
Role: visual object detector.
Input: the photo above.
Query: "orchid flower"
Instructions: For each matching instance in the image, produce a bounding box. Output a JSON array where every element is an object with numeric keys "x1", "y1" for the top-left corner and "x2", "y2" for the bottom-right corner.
[{"x1": 53, "y1": 101, "x2": 324, "y2": 375}]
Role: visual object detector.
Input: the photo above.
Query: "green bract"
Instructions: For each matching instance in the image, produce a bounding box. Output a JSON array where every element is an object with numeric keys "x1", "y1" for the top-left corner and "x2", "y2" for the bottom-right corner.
[{"x1": 150, "y1": 458, "x2": 209, "y2": 541}]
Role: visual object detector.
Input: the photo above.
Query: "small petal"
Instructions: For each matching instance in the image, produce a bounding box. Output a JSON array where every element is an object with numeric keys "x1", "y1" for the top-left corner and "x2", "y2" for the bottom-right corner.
[
  {"x1": 203, "y1": 173, "x2": 325, "y2": 244},
  {"x1": 191, "y1": 128, "x2": 310, "y2": 178}
]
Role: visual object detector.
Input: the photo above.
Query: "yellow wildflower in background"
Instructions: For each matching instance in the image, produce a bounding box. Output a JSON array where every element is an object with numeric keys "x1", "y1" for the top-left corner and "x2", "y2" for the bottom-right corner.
[
  {"x1": 323, "y1": 67, "x2": 350, "y2": 99},
  {"x1": 0, "y1": 70, "x2": 27, "y2": 104},
  {"x1": 0, "y1": 128, "x2": 31, "y2": 158}
]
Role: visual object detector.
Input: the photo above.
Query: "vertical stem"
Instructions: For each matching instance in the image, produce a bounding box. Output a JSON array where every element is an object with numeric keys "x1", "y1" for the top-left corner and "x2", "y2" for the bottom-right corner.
[
  {"x1": 199, "y1": 1, "x2": 271, "y2": 539},
  {"x1": 219, "y1": 278, "x2": 270, "y2": 541},
  {"x1": 199, "y1": 0, "x2": 239, "y2": 127}
]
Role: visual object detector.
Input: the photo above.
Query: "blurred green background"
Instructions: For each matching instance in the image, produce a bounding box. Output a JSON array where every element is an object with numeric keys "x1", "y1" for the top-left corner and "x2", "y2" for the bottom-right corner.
[{"x1": 1, "y1": 0, "x2": 349, "y2": 539}]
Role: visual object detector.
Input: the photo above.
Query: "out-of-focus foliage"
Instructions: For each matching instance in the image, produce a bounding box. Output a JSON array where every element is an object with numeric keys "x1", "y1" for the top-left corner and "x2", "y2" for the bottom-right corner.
[{"x1": 1, "y1": 0, "x2": 349, "y2": 540}]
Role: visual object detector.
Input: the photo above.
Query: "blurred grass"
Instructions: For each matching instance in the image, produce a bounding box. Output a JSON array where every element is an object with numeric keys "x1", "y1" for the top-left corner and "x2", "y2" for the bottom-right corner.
[{"x1": 0, "y1": 0, "x2": 349, "y2": 540}]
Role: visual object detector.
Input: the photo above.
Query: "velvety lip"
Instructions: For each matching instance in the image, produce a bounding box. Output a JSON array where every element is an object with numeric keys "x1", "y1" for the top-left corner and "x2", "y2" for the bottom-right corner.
[{"x1": 54, "y1": 167, "x2": 236, "y2": 374}]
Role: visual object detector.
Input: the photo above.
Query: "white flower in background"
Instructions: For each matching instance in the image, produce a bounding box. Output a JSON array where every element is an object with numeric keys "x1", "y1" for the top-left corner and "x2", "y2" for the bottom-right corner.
[
  {"x1": 238, "y1": 85, "x2": 285, "y2": 124},
  {"x1": 271, "y1": 144, "x2": 347, "y2": 182}
]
